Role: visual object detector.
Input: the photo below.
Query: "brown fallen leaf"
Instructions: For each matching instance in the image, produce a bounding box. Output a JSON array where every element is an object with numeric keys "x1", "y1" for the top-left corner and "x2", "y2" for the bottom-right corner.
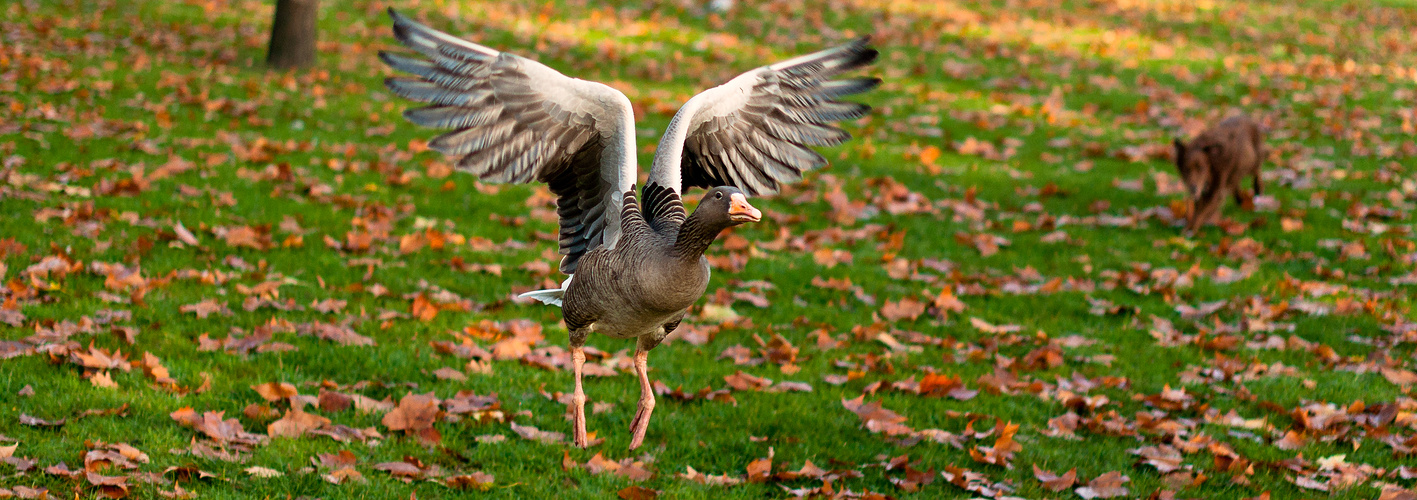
[
  {"x1": 842, "y1": 396, "x2": 913, "y2": 436},
  {"x1": 919, "y1": 373, "x2": 978, "y2": 400},
  {"x1": 85, "y1": 471, "x2": 129, "y2": 498},
  {"x1": 933, "y1": 287, "x2": 967, "y2": 318},
  {"x1": 323, "y1": 467, "x2": 366, "y2": 485},
  {"x1": 880, "y1": 297, "x2": 926, "y2": 322},
  {"x1": 1273, "y1": 430, "x2": 1308, "y2": 450},
  {"x1": 90, "y1": 371, "x2": 119, "y2": 389},
  {"x1": 969, "y1": 317, "x2": 1022, "y2": 334},
  {"x1": 19, "y1": 414, "x2": 65, "y2": 428},
  {"x1": 1032, "y1": 463, "x2": 1077, "y2": 491},
  {"x1": 251, "y1": 381, "x2": 298, "y2": 402},
  {"x1": 968, "y1": 420, "x2": 1020, "y2": 468},
  {"x1": 678, "y1": 465, "x2": 743, "y2": 486},
  {"x1": 446, "y1": 471, "x2": 495, "y2": 490},
  {"x1": 724, "y1": 371, "x2": 772, "y2": 391},
  {"x1": 381, "y1": 392, "x2": 440, "y2": 432},
  {"x1": 173, "y1": 221, "x2": 200, "y2": 246},
  {"x1": 267, "y1": 409, "x2": 330, "y2": 438},
  {"x1": 180, "y1": 299, "x2": 230, "y2": 319},
  {"x1": 510, "y1": 422, "x2": 564, "y2": 444},
  {"x1": 618, "y1": 485, "x2": 660, "y2": 500},
  {"x1": 746, "y1": 456, "x2": 772, "y2": 483},
  {"x1": 433, "y1": 366, "x2": 467, "y2": 381},
  {"x1": 374, "y1": 460, "x2": 424, "y2": 479},
  {"x1": 245, "y1": 466, "x2": 284, "y2": 478},
  {"x1": 1076, "y1": 471, "x2": 1130, "y2": 499}
]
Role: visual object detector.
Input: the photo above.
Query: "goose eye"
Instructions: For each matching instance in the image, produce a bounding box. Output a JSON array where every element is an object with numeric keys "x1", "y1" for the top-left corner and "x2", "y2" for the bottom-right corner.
[{"x1": 715, "y1": 192, "x2": 723, "y2": 200}]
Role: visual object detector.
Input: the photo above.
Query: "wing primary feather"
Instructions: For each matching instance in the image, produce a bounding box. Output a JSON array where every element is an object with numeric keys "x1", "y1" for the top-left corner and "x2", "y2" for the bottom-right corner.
[{"x1": 383, "y1": 9, "x2": 638, "y2": 276}]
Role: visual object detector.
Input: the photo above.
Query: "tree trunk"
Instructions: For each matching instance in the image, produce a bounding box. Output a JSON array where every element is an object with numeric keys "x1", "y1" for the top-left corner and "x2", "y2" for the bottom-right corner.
[{"x1": 266, "y1": 0, "x2": 318, "y2": 69}]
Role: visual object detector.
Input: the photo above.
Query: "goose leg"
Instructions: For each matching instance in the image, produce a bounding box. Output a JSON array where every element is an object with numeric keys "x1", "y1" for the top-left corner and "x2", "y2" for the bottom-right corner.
[
  {"x1": 571, "y1": 345, "x2": 589, "y2": 448},
  {"x1": 627, "y1": 348, "x2": 655, "y2": 450}
]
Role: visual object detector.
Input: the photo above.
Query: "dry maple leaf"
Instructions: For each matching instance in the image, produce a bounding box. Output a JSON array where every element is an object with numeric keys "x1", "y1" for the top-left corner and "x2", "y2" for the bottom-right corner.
[
  {"x1": 245, "y1": 466, "x2": 284, "y2": 478},
  {"x1": 194, "y1": 411, "x2": 262, "y2": 444},
  {"x1": 251, "y1": 382, "x2": 298, "y2": 402},
  {"x1": 969, "y1": 317, "x2": 1022, "y2": 334},
  {"x1": 678, "y1": 465, "x2": 743, "y2": 486},
  {"x1": 1032, "y1": 464, "x2": 1077, "y2": 491},
  {"x1": 180, "y1": 299, "x2": 230, "y2": 319},
  {"x1": 410, "y1": 293, "x2": 439, "y2": 322},
  {"x1": 583, "y1": 452, "x2": 621, "y2": 475},
  {"x1": 433, "y1": 366, "x2": 467, "y2": 381},
  {"x1": 85, "y1": 471, "x2": 129, "y2": 498},
  {"x1": 267, "y1": 409, "x2": 330, "y2": 438},
  {"x1": 775, "y1": 460, "x2": 829, "y2": 481},
  {"x1": 1381, "y1": 368, "x2": 1417, "y2": 387},
  {"x1": 919, "y1": 373, "x2": 978, "y2": 400},
  {"x1": 18, "y1": 413, "x2": 64, "y2": 428},
  {"x1": 723, "y1": 371, "x2": 773, "y2": 391},
  {"x1": 138, "y1": 352, "x2": 176, "y2": 386},
  {"x1": 222, "y1": 226, "x2": 270, "y2": 250},
  {"x1": 323, "y1": 466, "x2": 366, "y2": 485},
  {"x1": 880, "y1": 297, "x2": 926, "y2": 322},
  {"x1": 310, "y1": 298, "x2": 346, "y2": 314},
  {"x1": 510, "y1": 422, "x2": 564, "y2": 444},
  {"x1": 374, "y1": 460, "x2": 424, "y2": 479},
  {"x1": 90, "y1": 371, "x2": 119, "y2": 389},
  {"x1": 382, "y1": 392, "x2": 440, "y2": 432},
  {"x1": 969, "y1": 420, "x2": 1020, "y2": 468},
  {"x1": 1020, "y1": 345, "x2": 1064, "y2": 370},
  {"x1": 350, "y1": 394, "x2": 395, "y2": 414},
  {"x1": 1377, "y1": 486, "x2": 1417, "y2": 500},
  {"x1": 1130, "y1": 444, "x2": 1184, "y2": 473},
  {"x1": 1076, "y1": 471, "x2": 1130, "y2": 499},
  {"x1": 933, "y1": 288, "x2": 967, "y2": 318},
  {"x1": 446, "y1": 471, "x2": 495, "y2": 490},
  {"x1": 746, "y1": 456, "x2": 772, "y2": 483},
  {"x1": 719, "y1": 345, "x2": 758, "y2": 365},
  {"x1": 762, "y1": 335, "x2": 798, "y2": 366},
  {"x1": 617, "y1": 485, "x2": 660, "y2": 500},
  {"x1": 317, "y1": 390, "x2": 353, "y2": 412},
  {"x1": 842, "y1": 396, "x2": 913, "y2": 436}
]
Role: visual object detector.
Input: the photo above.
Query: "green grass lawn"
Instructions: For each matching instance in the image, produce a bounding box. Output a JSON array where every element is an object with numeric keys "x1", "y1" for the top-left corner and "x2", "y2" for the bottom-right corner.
[{"x1": 2, "y1": 0, "x2": 1415, "y2": 498}]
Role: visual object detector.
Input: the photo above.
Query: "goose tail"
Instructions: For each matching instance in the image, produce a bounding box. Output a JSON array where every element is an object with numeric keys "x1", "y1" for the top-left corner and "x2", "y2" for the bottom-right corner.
[{"x1": 518, "y1": 275, "x2": 573, "y2": 307}]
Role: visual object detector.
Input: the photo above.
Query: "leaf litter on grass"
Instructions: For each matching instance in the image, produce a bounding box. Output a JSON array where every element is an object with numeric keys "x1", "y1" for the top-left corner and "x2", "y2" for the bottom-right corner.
[{"x1": 2, "y1": 0, "x2": 1417, "y2": 498}]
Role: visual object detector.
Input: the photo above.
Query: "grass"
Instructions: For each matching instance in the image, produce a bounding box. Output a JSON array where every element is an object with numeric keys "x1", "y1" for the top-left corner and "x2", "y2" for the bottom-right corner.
[{"x1": 1, "y1": 0, "x2": 1414, "y2": 498}]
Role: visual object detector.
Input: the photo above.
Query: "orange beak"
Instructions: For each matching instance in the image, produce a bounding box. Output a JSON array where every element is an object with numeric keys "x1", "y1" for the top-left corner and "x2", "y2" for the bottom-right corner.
[{"x1": 727, "y1": 193, "x2": 762, "y2": 223}]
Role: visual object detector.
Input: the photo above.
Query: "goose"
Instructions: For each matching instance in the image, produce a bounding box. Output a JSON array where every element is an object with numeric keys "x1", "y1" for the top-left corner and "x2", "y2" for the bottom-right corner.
[{"x1": 379, "y1": 8, "x2": 878, "y2": 450}]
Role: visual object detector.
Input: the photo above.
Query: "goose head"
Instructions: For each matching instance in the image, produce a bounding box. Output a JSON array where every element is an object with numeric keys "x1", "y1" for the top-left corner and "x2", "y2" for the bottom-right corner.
[{"x1": 696, "y1": 186, "x2": 762, "y2": 227}]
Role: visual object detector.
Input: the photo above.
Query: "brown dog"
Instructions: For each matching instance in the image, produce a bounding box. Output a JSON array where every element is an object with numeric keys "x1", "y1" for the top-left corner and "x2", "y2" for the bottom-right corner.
[{"x1": 1172, "y1": 115, "x2": 1266, "y2": 234}]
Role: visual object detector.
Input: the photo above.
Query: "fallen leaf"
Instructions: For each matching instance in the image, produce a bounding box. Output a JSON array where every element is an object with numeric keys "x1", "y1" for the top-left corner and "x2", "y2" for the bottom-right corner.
[
  {"x1": 618, "y1": 485, "x2": 660, "y2": 499},
  {"x1": 1033, "y1": 464, "x2": 1077, "y2": 491},
  {"x1": 1076, "y1": 471, "x2": 1130, "y2": 499}
]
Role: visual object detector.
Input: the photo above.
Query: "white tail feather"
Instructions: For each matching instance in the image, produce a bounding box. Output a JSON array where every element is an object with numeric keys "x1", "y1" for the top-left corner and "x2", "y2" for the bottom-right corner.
[{"x1": 517, "y1": 275, "x2": 573, "y2": 307}]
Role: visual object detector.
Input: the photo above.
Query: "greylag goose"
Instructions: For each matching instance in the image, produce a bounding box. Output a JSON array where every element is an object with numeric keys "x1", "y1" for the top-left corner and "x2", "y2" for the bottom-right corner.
[{"x1": 380, "y1": 8, "x2": 878, "y2": 449}]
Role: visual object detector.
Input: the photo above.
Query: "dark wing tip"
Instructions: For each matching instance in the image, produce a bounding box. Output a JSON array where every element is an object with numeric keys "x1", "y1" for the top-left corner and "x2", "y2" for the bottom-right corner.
[
  {"x1": 387, "y1": 7, "x2": 411, "y2": 24},
  {"x1": 860, "y1": 47, "x2": 880, "y2": 65}
]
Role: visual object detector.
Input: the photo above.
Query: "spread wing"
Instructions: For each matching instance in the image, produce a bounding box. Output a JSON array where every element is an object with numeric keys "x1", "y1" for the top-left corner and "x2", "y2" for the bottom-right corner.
[
  {"x1": 645, "y1": 37, "x2": 879, "y2": 208},
  {"x1": 380, "y1": 8, "x2": 636, "y2": 274}
]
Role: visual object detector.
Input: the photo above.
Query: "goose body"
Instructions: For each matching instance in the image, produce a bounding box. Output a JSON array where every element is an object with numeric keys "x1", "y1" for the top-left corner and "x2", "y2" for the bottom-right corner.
[{"x1": 380, "y1": 8, "x2": 877, "y2": 449}]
